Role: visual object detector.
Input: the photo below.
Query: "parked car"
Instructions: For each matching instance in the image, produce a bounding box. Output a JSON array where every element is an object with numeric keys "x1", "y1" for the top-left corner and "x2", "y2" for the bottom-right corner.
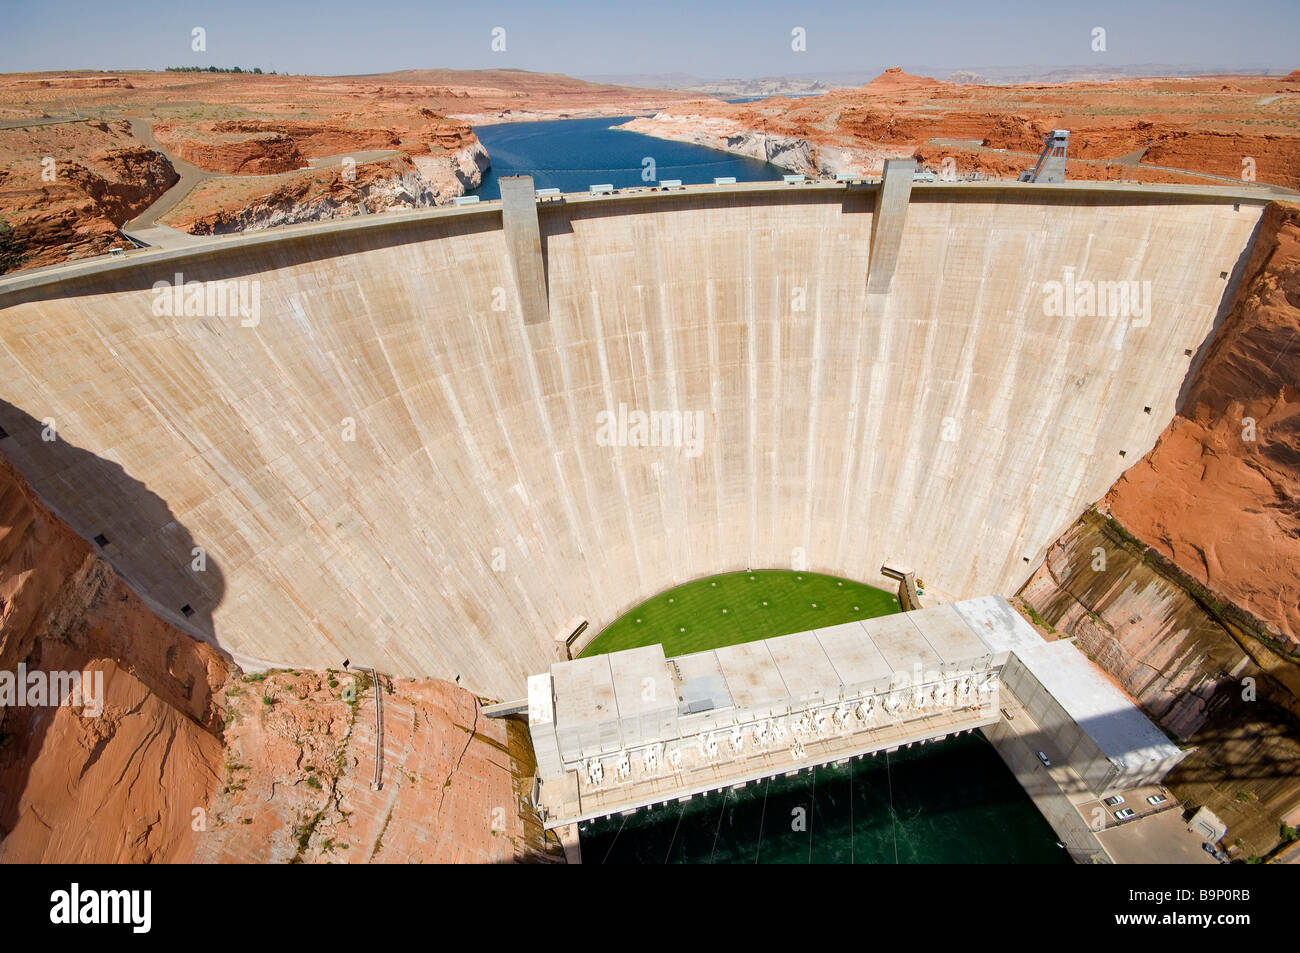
[
  {"x1": 1114, "y1": 808, "x2": 1136, "y2": 820},
  {"x1": 1147, "y1": 794, "x2": 1167, "y2": 806},
  {"x1": 1103, "y1": 795, "x2": 1125, "y2": 807},
  {"x1": 1036, "y1": 751, "x2": 1051, "y2": 767}
]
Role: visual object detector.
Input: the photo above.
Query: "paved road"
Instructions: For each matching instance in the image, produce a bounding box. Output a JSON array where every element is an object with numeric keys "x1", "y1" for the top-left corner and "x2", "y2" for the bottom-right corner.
[
  {"x1": 124, "y1": 119, "x2": 223, "y2": 236},
  {"x1": 0, "y1": 116, "x2": 84, "y2": 129},
  {"x1": 122, "y1": 121, "x2": 407, "y2": 249},
  {"x1": 926, "y1": 138, "x2": 1300, "y2": 196},
  {"x1": 307, "y1": 149, "x2": 403, "y2": 168}
]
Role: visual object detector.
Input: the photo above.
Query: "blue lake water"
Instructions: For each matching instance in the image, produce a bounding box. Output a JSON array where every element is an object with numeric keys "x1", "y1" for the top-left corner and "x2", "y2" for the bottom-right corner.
[{"x1": 468, "y1": 115, "x2": 786, "y2": 200}]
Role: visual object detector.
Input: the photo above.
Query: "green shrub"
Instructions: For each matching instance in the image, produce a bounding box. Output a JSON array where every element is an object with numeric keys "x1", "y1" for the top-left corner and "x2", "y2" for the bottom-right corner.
[{"x1": 0, "y1": 218, "x2": 27, "y2": 275}]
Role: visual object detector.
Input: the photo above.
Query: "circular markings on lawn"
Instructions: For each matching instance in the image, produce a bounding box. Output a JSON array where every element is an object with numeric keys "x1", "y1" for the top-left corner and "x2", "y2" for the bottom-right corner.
[{"x1": 579, "y1": 570, "x2": 901, "y2": 659}]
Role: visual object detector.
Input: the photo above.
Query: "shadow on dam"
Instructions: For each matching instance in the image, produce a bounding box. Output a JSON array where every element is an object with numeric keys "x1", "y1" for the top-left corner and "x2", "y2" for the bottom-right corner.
[{"x1": 0, "y1": 399, "x2": 227, "y2": 650}]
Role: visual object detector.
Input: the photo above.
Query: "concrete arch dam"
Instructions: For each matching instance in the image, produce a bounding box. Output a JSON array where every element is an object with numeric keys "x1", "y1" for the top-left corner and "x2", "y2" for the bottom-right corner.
[{"x1": 0, "y1": 181, "x2": 1265, "y2": 696}]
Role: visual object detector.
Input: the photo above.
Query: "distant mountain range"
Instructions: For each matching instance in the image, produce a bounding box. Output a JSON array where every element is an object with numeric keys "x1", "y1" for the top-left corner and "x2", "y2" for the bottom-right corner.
[{"x1": 582, "y1": 64, "x2": 1294, "y2": 95}]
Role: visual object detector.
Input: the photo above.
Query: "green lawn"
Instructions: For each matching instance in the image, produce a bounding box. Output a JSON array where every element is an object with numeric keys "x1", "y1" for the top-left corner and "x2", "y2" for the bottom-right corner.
[{"x1": 580, "y1": 570, "x2": 901, "y2": 658}]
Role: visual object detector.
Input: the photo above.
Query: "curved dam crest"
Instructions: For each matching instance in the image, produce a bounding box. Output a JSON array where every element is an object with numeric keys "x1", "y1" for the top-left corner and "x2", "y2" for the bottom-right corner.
[{"x1": 0, "y1": 183, "x2": 1264, "y2": 695}]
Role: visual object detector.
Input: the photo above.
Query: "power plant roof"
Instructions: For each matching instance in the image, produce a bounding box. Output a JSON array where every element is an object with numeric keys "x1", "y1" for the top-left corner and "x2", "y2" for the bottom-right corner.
[{"x1": 955, "y1": 596, "x2": 1183, "y2": 771}]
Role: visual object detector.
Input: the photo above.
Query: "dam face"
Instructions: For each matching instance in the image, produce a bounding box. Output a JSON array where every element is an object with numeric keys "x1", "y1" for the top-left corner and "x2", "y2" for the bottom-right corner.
[{"x1": 0, "y1": 184, "x2": 1263, "y2": 695}]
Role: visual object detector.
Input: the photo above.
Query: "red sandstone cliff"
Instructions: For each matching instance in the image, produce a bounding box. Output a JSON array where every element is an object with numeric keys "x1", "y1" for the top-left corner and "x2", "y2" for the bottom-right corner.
[
  {"x1": 151, "y1": 119, "x2": 412, "y2": 175},
  {"x1": 623, "y1": 68, "x2": 1300, "y2": 188},
  {"x1": 0, "y1": 453, "x2": 227, "y2": 862},
  {"x1": 199, "y1": 670, "x2": 559, "y2": 863},
  {"x1": 0, "y1": 449, "x2": 554, "y2": 863},
  {"x1": 1021, "y1": 202, "x2": 1300, "y2": 858},
  {"x1": 1103, "y1": 201, "x2": 1300, "y2": 649},
  {"x1": 0, "y1": 119, "x2": 177, "y2": 271}
]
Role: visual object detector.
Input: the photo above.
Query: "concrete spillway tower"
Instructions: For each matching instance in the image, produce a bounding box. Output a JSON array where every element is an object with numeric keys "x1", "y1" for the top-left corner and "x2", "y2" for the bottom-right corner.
[
  {"x1": 500, "y1": 174, "x2": 551, "y2": 326},
  {"x1": 1019, "y1": 130, "x2": 1069, "y2": 183}
]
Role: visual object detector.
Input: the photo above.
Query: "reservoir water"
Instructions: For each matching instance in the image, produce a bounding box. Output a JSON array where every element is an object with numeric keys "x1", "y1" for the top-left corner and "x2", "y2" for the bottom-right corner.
[
  {"x1": 468, "y1": 115, "x2": 786, "y2": 200},
  {"x1": 578, "y1": 733, "x2": 1070, "y2": 864}
]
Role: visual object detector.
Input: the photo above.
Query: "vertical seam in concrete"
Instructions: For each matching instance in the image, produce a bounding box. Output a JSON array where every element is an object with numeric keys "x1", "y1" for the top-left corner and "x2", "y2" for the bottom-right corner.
[
  {"x1": 590, "y1": 287, "x2": 646, "y2": 598},
  {"x1": 705, "y1": 276, "x2": 725, "y2": 568},
  {"x1": 745, "y1": 211, "x2": 759, "y2": 568},
  {"x1": 768, "y1": 261, "x2": 782, "y2": 564},
  {"x1": 655, "y1": 275, "x2": 690, "y2": 580},
  {"x1": 801, "y1": 280, "x2": 823, "y2": 563},
  {"x1": 546, "y1": 224, "x2": 607, "y2": 618}
]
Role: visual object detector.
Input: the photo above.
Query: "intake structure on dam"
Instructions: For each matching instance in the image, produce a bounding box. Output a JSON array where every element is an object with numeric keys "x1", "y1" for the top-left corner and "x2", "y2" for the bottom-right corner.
[{"x1": 0, "y1": 177, "x2": 1267, "y2": 697}]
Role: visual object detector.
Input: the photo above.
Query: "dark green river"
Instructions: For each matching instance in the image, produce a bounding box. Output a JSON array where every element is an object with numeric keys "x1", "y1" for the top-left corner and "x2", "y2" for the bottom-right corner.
[{"x1": 578, "y1": 732, "x2": 1069, "y2": 864}]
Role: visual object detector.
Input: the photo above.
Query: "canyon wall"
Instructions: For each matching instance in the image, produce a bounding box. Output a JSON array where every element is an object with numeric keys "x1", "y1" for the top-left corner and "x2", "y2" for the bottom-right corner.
[
  {"x1": 0, "y1": 449, "x2": 551, "y2": 863},
  {"x1": 169, "y1": 144, "x2": 490, "y2": 237},
  {"x1": 199, "y1": 669, "x2": 559, "y2": 863},
  {"x1": 0, "y1": 453, "x2": 228, "y2": 862},
  {"x1": 0, "y1": 119, "x2": 177, "y2": 271},
  {"x1": 1019, "y1": 511, "x2": 1300, "y2": 858},
  {"x1": 1019, "y1": 202, "x2": 1300, "y2": 857},
  {"x1": 1103, "y1": 201, "x2": 1300, "y2": 647}
]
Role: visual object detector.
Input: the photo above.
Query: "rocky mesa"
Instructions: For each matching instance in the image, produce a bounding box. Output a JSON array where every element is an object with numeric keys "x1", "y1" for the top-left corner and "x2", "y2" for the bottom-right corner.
[{"x1": 621, "y1": 67, "x2": 1300, "y2": 189}]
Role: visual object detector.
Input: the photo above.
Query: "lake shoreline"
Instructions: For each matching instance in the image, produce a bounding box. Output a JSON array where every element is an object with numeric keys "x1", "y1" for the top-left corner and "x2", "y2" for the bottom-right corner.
[{"x1": 467, "y1": 114, "x2": 787, "y2": 200}]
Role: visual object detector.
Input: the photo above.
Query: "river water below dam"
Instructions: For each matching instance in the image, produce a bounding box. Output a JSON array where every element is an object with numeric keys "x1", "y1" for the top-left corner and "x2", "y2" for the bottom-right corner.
[
  {"x1": 469, "y1": 116, "x2": 785, "y2": 200},
  {"x1": 578, "y1": 733, "x2": 1069, "y2": 864}
]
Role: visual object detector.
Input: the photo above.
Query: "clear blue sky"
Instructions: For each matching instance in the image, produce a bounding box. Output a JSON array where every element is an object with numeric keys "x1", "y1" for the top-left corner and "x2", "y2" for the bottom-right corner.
[{"x1": 2, "y1": 0, "x2": 1296, "y2": 76}]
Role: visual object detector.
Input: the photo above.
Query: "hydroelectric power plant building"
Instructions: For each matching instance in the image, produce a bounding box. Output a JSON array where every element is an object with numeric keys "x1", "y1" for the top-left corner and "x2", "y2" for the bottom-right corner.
[
  {"x1": 0, "y1": 164, "x2": 1275, "y2": 861},
  {"x1": 528, "y1": 596, "x2": 1186, "y2": 857}
]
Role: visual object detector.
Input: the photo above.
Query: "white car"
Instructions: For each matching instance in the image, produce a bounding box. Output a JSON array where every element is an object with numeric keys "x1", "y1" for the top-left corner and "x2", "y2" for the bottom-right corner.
[
  {"x1": 1147, "y1": 794, "x2": 1168, "y2": 806},
  {"x1": 1103, "y1": 795, "x2": 1125, "y2": 807},
  {"x1": 1114, "y1": 808, "x2": 1136, "y2": 820},
  {"x1": 1036, "y1": 751, "x2": 1052, "y2": 767}
]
